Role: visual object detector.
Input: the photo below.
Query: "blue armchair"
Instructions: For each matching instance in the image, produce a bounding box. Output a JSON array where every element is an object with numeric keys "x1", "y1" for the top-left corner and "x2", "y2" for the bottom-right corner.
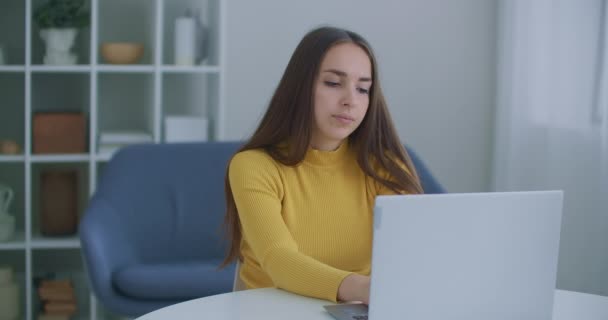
[{"x1": 79, "y1": 142, "x2": 443, "y2": 318}]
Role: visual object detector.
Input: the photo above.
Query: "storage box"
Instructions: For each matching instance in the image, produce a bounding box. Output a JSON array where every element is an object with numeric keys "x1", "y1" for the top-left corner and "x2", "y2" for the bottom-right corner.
[
  {"x1": 40, "y1": 170, "x2": 78, "y2": 236},
  {"x1": 164, "y1": 116, "x2": 208, "y2": 142},
  {"x1": 33, "y1": 113, "x2": 86, "y2": 154}
]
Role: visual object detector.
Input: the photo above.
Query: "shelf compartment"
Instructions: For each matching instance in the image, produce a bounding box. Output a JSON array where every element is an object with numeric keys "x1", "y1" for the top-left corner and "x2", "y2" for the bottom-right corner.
[
  {"x1": 161, "y1": 73, "x2": 217, "y2": 141},
  {"x1": 162, "y1": 0, "x2": 221, "y2": 67},
  {"x1": 30, "y1": 163, "x2": 89, "y2": 241},
  {"x1": 0, "y1": 251, "x2": 26, "y2": 320},
  {"x1": 31, "y1": 73, "x2": 91, "y2": 155},
  {"x1": 97, "y1": 73, "x2": 156, "y2": 153},
  {"x1": 97, "y1": 0, "x2": 157, "y2": 65},
  {"x1": 0, "y1": 73, "x2": 25, "y2": 156},
  {"x1": 32, "y1": 249, "x2": 90, "y2": 320},
  {"x1": 31, "y1": 73, "x2": 91, "y2": 114},
  {"x1": 0, "y1": 0, "x2": 26, "y2": 65},
  {"x1": 30, "y1": 0, "x2": 93, "y2": 66},
  {"x1": 0, "y1": 163, "x2": 25, "y2": 246}
]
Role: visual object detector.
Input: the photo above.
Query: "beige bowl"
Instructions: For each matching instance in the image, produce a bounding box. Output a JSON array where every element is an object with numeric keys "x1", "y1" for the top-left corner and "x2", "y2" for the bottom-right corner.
[{"x1": 100, "y1": 42, "x2": 144, "y2": 64}]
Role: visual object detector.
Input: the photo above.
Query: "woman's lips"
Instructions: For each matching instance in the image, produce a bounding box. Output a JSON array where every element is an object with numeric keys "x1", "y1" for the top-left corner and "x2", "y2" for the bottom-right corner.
[{"x1": 333, "y1": 114, "x2": 354, "y2": 124}]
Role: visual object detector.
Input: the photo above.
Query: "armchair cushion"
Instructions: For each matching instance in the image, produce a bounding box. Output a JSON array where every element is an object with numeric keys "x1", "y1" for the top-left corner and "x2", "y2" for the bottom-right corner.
[{"x1": 113, "y1": 260, "x2": 235, "y2": 300}]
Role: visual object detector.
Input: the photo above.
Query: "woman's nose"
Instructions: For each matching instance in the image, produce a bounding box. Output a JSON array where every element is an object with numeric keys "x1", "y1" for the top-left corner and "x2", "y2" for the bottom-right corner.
[{"x1": 341, "y1": 87, "x2": 356, "y2": 106}]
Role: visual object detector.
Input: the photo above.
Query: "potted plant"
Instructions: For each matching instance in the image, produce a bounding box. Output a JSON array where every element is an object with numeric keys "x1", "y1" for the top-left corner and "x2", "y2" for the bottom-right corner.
[{"x1": 33, "y1": 0, "x2": 89, "y2": 65}]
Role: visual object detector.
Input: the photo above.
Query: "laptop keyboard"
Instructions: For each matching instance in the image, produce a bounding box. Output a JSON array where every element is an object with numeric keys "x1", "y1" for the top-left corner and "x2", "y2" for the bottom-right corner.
[{"x1": 324, "y1": 303, "x2": 369, "y2": 320}]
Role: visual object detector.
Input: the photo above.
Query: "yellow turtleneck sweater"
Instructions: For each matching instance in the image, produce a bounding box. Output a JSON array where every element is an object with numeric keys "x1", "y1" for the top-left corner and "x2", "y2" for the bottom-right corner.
[{"x1": 228, "y1": 142, "x2": 397, "y2": 302}]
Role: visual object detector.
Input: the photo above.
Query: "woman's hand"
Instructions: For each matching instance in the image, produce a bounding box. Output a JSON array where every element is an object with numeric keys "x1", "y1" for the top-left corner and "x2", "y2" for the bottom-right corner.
[{"x1": 337, "y1": 274, "x2": 370, "y2": 304}]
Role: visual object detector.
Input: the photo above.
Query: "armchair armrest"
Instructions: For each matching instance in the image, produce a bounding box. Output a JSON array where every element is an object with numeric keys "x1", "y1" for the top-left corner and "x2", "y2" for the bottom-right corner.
[{"x1": 80, "y1": 196, "x2": 183, "y2": 316}]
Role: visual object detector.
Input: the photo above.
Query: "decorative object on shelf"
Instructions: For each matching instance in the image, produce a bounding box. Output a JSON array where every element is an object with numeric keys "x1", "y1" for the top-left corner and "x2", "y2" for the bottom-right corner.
[
  {"x1": 174, "y1": 9, "x2": 208, "y2": 66},
  {"x1": 40, "y1": 170, "x2": 78, "y2": 236},
  {"x1": 0, "y1": 140, "x2": 21, "y2": 155},
  {"x1": 0, "y1": 266, "x2": 20, "y2": 320},
  {"x1": 0, "y1": 44, "x2": 6, "y2": 65},
  {"x1": 0, "y1": 184, "x2": 15, "y2": 243},
  {"x1": 0, "y1": 213, "x2": 15, "y2": 243},
  {"x1": 33, "y1": 112, "x2": 86, "y2": 154},
  {"x1": 164, "y1": 115, "x2": 208, "y2": 142},
  {"x1": 0, "y1": 184, "x2": 14, "y2": 215},
  {"x1": 39, "y1": 28, "x2": 78, "y2": 65},
  {"x1": 100, "y1": 42, "x2": 144, "y2": 65},
  {"x1": 34, "y1": 0, "x2": 90, "y2": 65},
  {"x1": 35, "y1": 276, "x2": 77, "y2": 320},
  {"x1": 98, "y1": 130, "x2": 153, "y2": 156}
]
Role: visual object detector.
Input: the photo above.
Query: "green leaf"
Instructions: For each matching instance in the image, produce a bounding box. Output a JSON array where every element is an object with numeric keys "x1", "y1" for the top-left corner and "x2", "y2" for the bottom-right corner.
[{"x1": 33, "y1": 0, "x2": 89, "y2": 28}]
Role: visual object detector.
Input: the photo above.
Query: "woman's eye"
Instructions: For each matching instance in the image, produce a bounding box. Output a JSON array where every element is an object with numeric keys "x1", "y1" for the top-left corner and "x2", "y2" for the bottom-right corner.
[
  {"x1": 324, "y1": 81, "x2": 339, "y2": 87},
  {"x1": 357, "y1": 87, "x2": 370, "y2": 94}
]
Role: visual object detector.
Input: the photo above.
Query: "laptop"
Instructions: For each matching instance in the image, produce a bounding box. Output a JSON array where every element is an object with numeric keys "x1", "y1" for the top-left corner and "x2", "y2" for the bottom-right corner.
[{"x1": 325, "y1": 191, "x2": 563, "y2": 320}]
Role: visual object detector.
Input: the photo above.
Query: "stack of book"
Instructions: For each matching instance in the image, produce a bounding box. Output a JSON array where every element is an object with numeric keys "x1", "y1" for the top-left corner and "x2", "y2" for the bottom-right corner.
[
  {"x1": 98, "y1": 130, "x2": 153, "y2": 156},
  {"x1": 37, "y1": 280, "x2": 77, "y2": 320}
]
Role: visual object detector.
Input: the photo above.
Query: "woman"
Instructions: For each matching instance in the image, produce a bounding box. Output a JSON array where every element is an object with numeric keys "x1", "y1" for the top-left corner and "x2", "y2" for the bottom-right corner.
[{"x1": 222, "y1": 26, "x2": 423, "y2": 304}]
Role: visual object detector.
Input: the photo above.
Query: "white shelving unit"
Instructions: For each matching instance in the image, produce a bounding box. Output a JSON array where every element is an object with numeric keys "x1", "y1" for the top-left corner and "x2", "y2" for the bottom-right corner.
[{"x1": 0, "y1": 0, "x2": 225, "y2": 319}]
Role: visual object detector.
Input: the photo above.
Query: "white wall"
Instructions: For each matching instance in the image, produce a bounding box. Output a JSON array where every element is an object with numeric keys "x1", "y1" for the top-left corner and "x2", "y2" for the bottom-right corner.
[{"x1": 224, "y1": 0, "x2": 498, "y2": 193}]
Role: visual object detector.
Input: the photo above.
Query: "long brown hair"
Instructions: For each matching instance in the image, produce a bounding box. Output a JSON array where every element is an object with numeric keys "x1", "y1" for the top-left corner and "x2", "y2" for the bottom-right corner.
[{"x1": 221, "y1": 26, "x2": 423, "y2": 267}]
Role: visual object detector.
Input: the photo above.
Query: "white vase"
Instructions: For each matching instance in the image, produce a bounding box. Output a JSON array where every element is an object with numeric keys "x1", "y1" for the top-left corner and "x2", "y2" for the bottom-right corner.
[
  {"x1": 0, "y1": 213, "x2": 15, "y2": 243},
  {"x1": 0, "y1": 267, "x2": 19, "y2": 320},
  {"x1": 39, "y1": 28, "x2": 78, "y2": 65},
  {"x1": 174, "y1": 9, "x2": 208, "y2": 66}
]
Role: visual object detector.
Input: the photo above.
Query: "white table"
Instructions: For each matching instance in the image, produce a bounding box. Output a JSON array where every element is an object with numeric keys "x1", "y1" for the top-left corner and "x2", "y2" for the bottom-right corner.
[{"x1": 137, "y1": 288, "x2": 608, "y2": 320}]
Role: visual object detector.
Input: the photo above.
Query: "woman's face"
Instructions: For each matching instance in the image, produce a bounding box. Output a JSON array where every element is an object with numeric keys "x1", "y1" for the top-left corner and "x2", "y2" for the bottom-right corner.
[{"x1": 311, "y1": 42, "x2": 372, "y2": 151}]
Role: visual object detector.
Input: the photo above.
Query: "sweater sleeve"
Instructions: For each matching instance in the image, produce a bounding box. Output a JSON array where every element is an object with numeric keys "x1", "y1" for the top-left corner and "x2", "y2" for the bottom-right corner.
[{"x1": 229, "y1": 151, "x2": 352, "y2": 302}]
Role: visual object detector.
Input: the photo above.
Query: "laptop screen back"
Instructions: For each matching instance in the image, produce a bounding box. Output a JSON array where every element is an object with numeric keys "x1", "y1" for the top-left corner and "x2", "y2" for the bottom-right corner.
[{"x1": 369, "y1": 191, "x2": 563, "y2": 320}]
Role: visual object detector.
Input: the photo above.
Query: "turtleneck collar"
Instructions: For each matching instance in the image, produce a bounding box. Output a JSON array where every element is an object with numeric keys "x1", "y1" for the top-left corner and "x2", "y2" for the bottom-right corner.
[{"x1": 303, "y1": 140, "x2": 351, "y2": 167}]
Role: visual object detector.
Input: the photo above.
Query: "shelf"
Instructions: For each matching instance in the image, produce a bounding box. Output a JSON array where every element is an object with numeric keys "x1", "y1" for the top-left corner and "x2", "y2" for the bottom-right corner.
[
  {"x1": 95, "y1": 153, "x2": 114, "y2": 162},
  {"x1": 161, "y1": 65, "x2": 220, "y2": 73},
  {"x1": 0, "y1": 155, "x2": 25, "y2": 162},
  {"x1": 0, "y1": 66, "x2": 25, "y2": 72},
  {"x1": 31, "y1": 234, "x2": 80, "y2": 249},
  {"x1": 0, "y1": 0, "x2": 224, "y2": 318},
  {"x1": 5, "y1": 65, "x2": 223, "y2": 73},
  {"x1": 0, "y1": 231, "x2": 26, "y2": 250},
  {"x1": 30, "y1": 65, "x2": 92, "y2": 73},
  {"x1": 97, "y1": 65, "x2": 155, "y2": 73},
  {"x1": 30, "y1": 154, "x2": 90, "y2": 163}
]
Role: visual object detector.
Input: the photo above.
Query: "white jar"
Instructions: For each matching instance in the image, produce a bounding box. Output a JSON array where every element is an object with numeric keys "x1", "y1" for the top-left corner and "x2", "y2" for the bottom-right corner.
[
  {"x1": 0, "y1": 267, "x2": 19, "y2": 320},
  {"x1": 174, "y1": 16, "x2": 196, "y2": 66}
]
